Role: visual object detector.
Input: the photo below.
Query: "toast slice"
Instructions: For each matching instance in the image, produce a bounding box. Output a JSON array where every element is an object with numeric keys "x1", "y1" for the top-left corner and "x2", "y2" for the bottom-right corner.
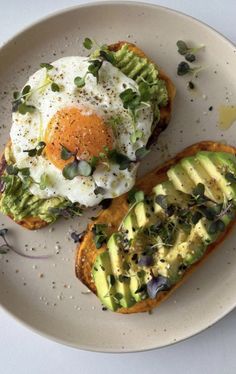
[
  {"x1": 75, "y1": 141, "x2": 236, "y2": 313},
  {"x1": 108, "y1": 41, "x2": 176, "y2": 146},
  {"x1": 0, "y1": 42, "x2": 175, "y2": 230}
]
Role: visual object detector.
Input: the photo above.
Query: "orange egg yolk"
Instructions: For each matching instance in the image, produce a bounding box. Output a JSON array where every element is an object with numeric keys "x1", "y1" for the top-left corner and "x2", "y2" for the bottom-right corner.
[{"x1": 44, "y1": 107, "x2": 114, "y2": 170}]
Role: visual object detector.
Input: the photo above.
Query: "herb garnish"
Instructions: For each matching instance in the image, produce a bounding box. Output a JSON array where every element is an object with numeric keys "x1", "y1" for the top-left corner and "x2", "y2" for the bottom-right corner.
[
  {"x1": 119, "y1": 88, "x2": 141, "y2": 111},
  {"x1": 12, "y1": 87, "x2": 34, "y2": 113},
  {"x1": 62, "y1": 159, "x2": 92, "y2": 179},
  {"x1": 71, "y1": 231, "x2": 85, "y2": 243},
  {"x1": 92, "y1": 224, "x2": 108, "y2": 249},
  {"x1": 49, "y1": 203, "x2": 82, "y2": 219},
  {"x1": 12, "y1": 74, "x2": 58, "y2": 113},
  {"x1": 99, "y1": 49, "x2": 115, "y2": 64},
  {"x1": 51, "y1": 82, "x2": 60, "y2": 92},
  {"x1": 60, "y1": 145, "x2": 92, "y2": 179},
  {"x1": 107, "y1": 149, "x2": 132, "y2": 170},
  {"x1": 17, "y1": 103, "x2": 36, "y2": 115},
  {"x1": 40, "y1": 62, "x2": 54, "y2": 70},
  {"x1": 60, "y1": 144, "x2": 75, "y2": 160},
  {"x1": 177, "y1": 61, "x2": 204, "y2": 77},
  {"x1": 83, "y1": 37, "x2": 93, "y2": 50},
  {"x1": 176, "y1": 40, "x2": 204, "y2": 59},
  {"x1": 23, "y1": 141, "x2": 46, "y2": 157},
  {"x1": 88, "y1": 59, "x2": 103, "y2": 82},
  {"x1": 119, "y1": 80, "x2": 157, "y2": 144},
  {"x1": 208, "y1": 219, "x2": 225, "y2": 235},
  {"x1": 107, "y1": 274, "x2": 116, "y2": 286},
  {"x1": 6, "y1": 165, "x2": 18, "y2": 175},
  {"x1": 155, "y1": 194, "x2": 168, "y2": 211},
  {"x1": 147, "y1": 275, "x2": 170, "y2": 299},
  {"x1": 74, "y1": 76, "x2": 86, "y2": 88},
  {"x1": 75, "y1": 42, "x2": 116, "y2": 88},
  {"x1": 225, "y1": 172, "x2": 236, "y2": 183},
  {"x1": 74, "y1": 59, "x2": 103, "y2": 88}
]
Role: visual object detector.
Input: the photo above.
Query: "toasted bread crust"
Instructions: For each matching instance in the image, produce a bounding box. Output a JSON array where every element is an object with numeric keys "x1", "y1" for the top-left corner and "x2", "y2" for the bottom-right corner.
[
  {"x1": 75, "y1": 141, "x2": 236, "y2": 313},
  {"x1": 108, "y1": 41, "x2": 176, "y2": 146}
]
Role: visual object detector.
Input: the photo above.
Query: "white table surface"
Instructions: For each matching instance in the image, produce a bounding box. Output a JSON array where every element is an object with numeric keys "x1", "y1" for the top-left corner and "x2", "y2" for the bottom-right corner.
[{"x1": 1, "y1": 0, "x2": 236, "y2": 373}]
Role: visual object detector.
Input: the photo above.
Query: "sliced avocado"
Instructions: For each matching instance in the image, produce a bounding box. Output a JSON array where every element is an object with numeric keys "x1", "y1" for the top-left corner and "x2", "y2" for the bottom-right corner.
[
  {"x1": 181, "y1": 156, "x2": 223, "y2": 203},
  {"x1": 123, "y1": 212, "x2": 138, "y2": 240},
  {"x1": 153, "y1": 180, "x2": 189, "y2": 214},
  {"x1": 178, "y1": 219, "x2": 212, "y2": 266},
  {"x1": 197, "y1": 151, "x2": 236, "y2": 201},
  {"x1": 0, "y1": 173, "x2": 81, "y2": 223},
  {"x1": 113, "y1": 43, "x2": 168, "y2": 106},
  {"x1": 167, "y1": 164, "x2": 195, "y2": 195},
  {"x1": 211, "y1": 152, "x2": 236, "y2": 202},
  {"x1": 108, "y1": 234, "x2": 135, "y2": 308},
  {"x1": 134, "y1": 201, "x2": 150, "y2": 227},
  {"x1": 155, "y1": 230, "x2": 187, "y2": 283},
  {"x1": 212, "y1": 152, "x2": 236, "y2": 170},
  {"x1": 129, "y1": 270, "x2": 147, "y2": 302},
  {"x1": 92, "y1": 252, "x2": 119, "y2": 311}
]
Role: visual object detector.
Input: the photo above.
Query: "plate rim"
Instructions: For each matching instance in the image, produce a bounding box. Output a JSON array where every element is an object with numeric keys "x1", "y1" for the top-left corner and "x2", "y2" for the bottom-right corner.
[{"x1": 0, "y1": 0, "x2": 236, "y2": 353}]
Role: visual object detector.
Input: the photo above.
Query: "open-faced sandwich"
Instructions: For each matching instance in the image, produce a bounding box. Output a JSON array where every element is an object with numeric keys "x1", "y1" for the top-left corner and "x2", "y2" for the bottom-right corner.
[
  {"x1": 75, "y1": 141, "x2": 236, "y2": 313},
  {"x1": 0, "y1": 41, "x2": 175, "y2": 229}
]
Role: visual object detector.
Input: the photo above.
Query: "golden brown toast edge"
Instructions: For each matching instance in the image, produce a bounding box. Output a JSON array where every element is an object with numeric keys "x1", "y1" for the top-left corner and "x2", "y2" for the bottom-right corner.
[
  {"x1": 75, "y1": 140, "x2": 236, "y2": 314},
  {"x1": 108, "y1": 41, "x2": 176, "y2": 145}
]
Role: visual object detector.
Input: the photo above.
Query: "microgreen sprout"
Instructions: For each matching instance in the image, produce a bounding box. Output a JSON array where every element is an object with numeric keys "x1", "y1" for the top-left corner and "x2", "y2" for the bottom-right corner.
[
  {"x1": 177, "y1": 61, "x2": 205, "y2": 77},
  {"x1": 92, "y1": 224, "x2": 108, "y2": 249},
  {"x1": 176, "y1": 40, "x2": 204, "y2": 57}
]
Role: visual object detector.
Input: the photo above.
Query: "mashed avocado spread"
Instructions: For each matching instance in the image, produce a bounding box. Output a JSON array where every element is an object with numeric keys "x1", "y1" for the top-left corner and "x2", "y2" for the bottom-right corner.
[{"x1": 0, "y1": 146, "x2": 82, "y2": 223}]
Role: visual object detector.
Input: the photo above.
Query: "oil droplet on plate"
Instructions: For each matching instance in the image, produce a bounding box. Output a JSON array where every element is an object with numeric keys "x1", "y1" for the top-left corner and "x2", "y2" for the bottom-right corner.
[{"x1": 218, "y1": 105, "x2": 236, "y2": 130}]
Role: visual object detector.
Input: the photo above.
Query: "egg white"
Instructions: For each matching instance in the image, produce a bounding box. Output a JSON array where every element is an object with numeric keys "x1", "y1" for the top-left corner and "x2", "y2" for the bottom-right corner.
[{"x1": 10, "y1": 56, "x2": 153, "y2": 206}]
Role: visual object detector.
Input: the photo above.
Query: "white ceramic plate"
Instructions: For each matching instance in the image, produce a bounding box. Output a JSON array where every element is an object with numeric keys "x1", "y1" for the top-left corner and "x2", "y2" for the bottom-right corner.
[{"x1": 1, "y1": 1, "x2": 236, "y2": 353}]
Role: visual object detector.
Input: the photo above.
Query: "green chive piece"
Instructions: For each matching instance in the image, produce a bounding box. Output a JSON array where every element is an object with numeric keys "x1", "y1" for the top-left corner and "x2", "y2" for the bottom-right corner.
[
  {"x1": 40, "y1": 62, "x2": 54, "y2": 70},
  {"x1": 51, "y1": 82, "x2": 60, "y2": 92}
]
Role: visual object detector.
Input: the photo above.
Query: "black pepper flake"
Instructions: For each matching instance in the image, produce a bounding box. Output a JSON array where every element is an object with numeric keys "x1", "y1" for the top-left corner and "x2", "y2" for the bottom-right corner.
[
  {"x1": 131, "y1": 253, "x2": 138, "y2": 262},
  {"x1": 188, "y1": 81, "x2": 195, "y2": 90},
  {"x1": 208, "y1": 106, "x2": 213, "y2": 111}
]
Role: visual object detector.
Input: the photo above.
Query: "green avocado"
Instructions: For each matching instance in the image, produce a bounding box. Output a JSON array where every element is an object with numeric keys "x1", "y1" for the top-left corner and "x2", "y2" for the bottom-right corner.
[
  {"x1": 129, "y1": 270, "x2": 147, "y2": 302},
  {"x1": 108, "y1": 234, "x2": 135, "y2": 308},
  {"x1": 93, "y1": 151, "x2": 236, "y2": 311},
  {"x1": 134, "y1": 201, "x2": 151, "y2": 228},
  {"x1": 153, "y1": 180, "x2": 189, "y2": 214},
  {"x1": 181, "y1": 156, "x2": 223, "y2": 203},
  {"x1": 113, "y1": 43, "x2": 168, "y2": 107},
  {"x1": 179, "y1": 219, "x2": 212, "y2": 266},
  {"x1": 123, "y1": 212, "x2": 138, "y2": 240},
  {"x1": 154, "y1": 229, "x2": 187, "y2": 283},
  {"x1": 0, "y1": 174, "x2": 81, "y2": 223},
  {"x1": 92, "y1": 251, "x2": 119, "y2": 311},
  {"x1": 197, "y1": 151, "x2": 236, "y2": 201},
  {"x1": 167, "y1": 164, "x2": 195, "y2": 195}
]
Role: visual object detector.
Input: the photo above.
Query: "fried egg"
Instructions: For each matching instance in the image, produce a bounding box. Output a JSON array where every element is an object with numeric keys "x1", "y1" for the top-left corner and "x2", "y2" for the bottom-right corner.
[{"x1": 10, "y1": 56, "x2": 153, "y2": 206}]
